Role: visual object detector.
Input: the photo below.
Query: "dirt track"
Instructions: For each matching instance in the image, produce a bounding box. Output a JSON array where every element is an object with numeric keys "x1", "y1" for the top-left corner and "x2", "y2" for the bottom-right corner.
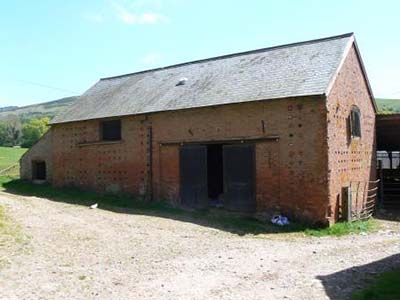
[{"x1": 0, "y1": 191, "x2": 399, "y2": 300}]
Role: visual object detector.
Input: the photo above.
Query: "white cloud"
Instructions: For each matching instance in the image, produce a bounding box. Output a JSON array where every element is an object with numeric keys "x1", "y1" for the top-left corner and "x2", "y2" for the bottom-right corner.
[
  {"x1": 131, "y1": 0, "x2": 166, "y2": 9},
  {"x1": 82, "y1": 13, "x2": 105, "y2": 23},
  {"x1": 141, "y1": 53, "x2": 163, "y2": 65},
  {"x1": 113, "y1": 2, "x2": 169, "y2": 25}
]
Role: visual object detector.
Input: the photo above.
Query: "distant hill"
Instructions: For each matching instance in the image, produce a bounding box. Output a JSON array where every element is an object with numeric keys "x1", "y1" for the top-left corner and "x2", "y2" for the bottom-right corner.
[
  {"x1": 0, "y1": 96, "x2": 78, "y2": 123},
  {"x1": 0, "y1": 106, "x2": 19, "y2": 113},
  {"x1": 376, "y1": 98, "x2": 400, "y2": 115}
]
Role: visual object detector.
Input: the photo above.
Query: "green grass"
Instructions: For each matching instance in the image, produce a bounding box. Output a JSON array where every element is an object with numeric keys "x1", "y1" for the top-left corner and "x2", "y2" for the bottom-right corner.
[
  {"x1": 0, "y1": 176, "x2": 378, "y2": 236},
  {"x1": 0, "y1": 176, "x2": 299, "y2": 235},
  {"x1": 0, "y1": 205, "x2": 23, "y2": 244},
  {"x1": 352, "y1": 270, "x2": 400, "y2": 300},
  {"x1": 376, "y1": 98, "x2": 400, "y2": 114},
  {"x1": 0, "y1": 204, "x2": 27, "y2": 267},
  {"x1": 305, "y1": 219, "x2": 377, "y2": 237},
  {"x1": 0, "y1": 176, "x2": 17, "y2": 191},
  {"x1": 0, "y1": 146, "x2": 27, "y2": 176}
]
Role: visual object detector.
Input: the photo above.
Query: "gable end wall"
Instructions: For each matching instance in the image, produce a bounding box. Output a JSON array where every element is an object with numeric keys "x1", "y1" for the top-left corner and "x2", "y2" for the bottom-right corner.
[
  {"x1": 326, "y1": 45, "x2": 376, "y2": 223},
  {"x1": 20, "y1": 130, "x2": 53, "y2": 182}
]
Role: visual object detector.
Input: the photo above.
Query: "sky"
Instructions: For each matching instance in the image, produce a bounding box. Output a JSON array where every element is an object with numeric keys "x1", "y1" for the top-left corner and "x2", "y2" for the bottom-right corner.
[{"x1": 0, "y1": 0, "x2": 399, "y2": 107}]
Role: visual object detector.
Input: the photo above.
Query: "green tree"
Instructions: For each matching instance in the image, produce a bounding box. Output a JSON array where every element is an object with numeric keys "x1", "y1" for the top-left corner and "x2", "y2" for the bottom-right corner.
[
  {"x1": 0, "y1": 122, "x2": 7, "y2": 146},
  {"x1": 21, "y1": 117, "x2": 49, "y2": 148},
  {"x1": 0, "y1": 115, "x2": 22, "y2": 146}
]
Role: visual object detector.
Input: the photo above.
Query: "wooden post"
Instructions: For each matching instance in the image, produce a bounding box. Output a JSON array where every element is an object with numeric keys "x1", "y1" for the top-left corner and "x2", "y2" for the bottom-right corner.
[
  {"x1": 147, "y1": 126, "x2": 153, "y2": 201},
  {"x1": 378, "y1": 160, "x2": 384, "y2": 208},
  {"x1": 342, "y1": 186, "x2": 352, "y2": 222}
]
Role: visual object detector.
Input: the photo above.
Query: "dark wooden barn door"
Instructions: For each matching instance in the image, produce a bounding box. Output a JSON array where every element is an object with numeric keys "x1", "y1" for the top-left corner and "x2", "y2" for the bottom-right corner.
[
  {"x1": 180, "y1": 145, "x2": 208, "y2": 209},
  {"x1": 223, "y1": 144, "x2": 255, "y2": 212}
]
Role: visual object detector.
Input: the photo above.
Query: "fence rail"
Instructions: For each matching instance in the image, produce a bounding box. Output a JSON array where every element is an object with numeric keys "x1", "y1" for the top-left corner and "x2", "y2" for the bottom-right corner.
[
  {"x1": 350, "y1": 179, "x2": 379, "y2": 221},
  {"x1": 0, "y1": 164, "x2": 19, "y2": 175}
]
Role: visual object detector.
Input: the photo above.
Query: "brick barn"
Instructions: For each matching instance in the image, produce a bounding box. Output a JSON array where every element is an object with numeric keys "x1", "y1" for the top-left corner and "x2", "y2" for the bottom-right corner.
[{"x1": 21, "y1": 33, "x2": 377, "y2": 225}]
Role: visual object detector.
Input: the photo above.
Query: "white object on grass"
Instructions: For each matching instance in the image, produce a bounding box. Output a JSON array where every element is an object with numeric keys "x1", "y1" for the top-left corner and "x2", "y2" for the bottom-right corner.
[{"x1": 271, "y1": 215, "x2": 290, "y2": 226}]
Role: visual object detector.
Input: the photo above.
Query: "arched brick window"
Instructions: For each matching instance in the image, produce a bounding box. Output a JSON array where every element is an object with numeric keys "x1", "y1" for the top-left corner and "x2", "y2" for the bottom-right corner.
[{"x1": 349, "y1": 106, "x2": 361, "y2": 138}]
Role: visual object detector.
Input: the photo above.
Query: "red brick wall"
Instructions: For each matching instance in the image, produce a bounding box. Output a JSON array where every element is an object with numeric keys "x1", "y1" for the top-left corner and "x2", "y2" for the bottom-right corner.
[
  {"x1": 52, "y1": 118, "x2": 148, "y2": 194},
  {"x1": 52, "y1": 97, "x2": 330, "y2": 223},
  {"x1": 326, "y1": 45, "x2": 376, "y2": 223}
]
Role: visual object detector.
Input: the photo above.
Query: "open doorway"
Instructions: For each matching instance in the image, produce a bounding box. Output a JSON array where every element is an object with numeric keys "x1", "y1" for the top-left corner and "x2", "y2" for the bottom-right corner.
[
  {"x1": 179, "y1": 143, "x2": 255, "y2": 212},
  {"x1": 207, "y1": 144, "x2": 224, "y2": 207},
  {"x1": 32, "y1": 161, "x2": 46, "y2": 181}
]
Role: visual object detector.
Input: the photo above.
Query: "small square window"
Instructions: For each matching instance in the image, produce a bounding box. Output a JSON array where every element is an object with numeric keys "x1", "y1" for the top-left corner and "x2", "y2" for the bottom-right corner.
[{"x1": 101, "y1": 120, "x2": 121, "y2": 141}]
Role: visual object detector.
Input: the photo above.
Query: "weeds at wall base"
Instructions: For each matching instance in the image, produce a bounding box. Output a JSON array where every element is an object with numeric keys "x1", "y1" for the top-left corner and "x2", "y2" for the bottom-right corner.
[{"x1": 0, "y1": 176, "x2": 377, "y2": 236}]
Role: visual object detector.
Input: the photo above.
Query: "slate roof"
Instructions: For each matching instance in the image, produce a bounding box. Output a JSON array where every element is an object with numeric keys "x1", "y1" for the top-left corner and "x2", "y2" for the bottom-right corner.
[{"x1": 52, "y1": 33, "x2": 356, "y2": 124}]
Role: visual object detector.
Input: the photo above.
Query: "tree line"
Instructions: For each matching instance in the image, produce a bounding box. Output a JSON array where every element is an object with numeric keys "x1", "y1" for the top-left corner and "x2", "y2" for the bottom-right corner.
[{"x1": 0, "y1": 116, "x2": 49, "y2": 148}]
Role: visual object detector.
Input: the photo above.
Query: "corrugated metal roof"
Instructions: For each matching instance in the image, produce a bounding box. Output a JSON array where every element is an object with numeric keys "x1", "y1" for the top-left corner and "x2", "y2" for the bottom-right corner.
[{"x1": 51, "y1": 33, "x2": 354, "y2": 124}]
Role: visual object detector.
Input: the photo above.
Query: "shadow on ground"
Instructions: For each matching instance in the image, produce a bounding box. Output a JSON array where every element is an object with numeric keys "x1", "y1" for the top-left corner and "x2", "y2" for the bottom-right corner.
[
  {"x1": 318, "y1": 253, "x2": 400, "y2": 300},
  {"x1": 1, "y1": 179, "x2": 311, "y2": 236},
  {"x1": 375, "y1": 208, "x2": 400, "y2": 222}
]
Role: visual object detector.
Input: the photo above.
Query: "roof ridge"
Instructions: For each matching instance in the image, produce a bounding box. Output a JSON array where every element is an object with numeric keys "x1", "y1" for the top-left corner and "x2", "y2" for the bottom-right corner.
[{"x1": 100, "y1": 32, "x2": 354, "y2": 81}]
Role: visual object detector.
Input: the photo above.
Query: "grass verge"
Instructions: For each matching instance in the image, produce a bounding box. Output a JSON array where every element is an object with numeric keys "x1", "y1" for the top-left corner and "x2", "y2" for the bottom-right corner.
[
  {"x1": 305, "y1": 219, "x2": 377, "y2": 237},
  {"x1": 0, "y1": 146, "x2": 27, "y2": 176},
  {"x1": 0, "y1": 204, "x2": 27, "y2": 267},
  {"x1": 352, "y1": 270, "x2": 400, "y2": 300},
  {"x1": 0, "y1": 176, "x2": 17, "y2": 191},
  {"x1": 0, "y1": 176, "x2": 377, "y2": 236}
]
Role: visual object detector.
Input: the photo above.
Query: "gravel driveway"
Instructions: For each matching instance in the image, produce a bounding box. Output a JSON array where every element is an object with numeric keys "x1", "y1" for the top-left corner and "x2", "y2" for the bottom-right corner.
[{"x1": 0, "y1": 191, "x2": 399, "y2": 300}]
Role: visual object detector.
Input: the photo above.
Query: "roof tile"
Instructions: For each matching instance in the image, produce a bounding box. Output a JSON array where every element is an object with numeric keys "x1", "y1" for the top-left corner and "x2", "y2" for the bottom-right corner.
[{"x1": 52, "y1": 33, "x2": 353, "y2": 124}]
